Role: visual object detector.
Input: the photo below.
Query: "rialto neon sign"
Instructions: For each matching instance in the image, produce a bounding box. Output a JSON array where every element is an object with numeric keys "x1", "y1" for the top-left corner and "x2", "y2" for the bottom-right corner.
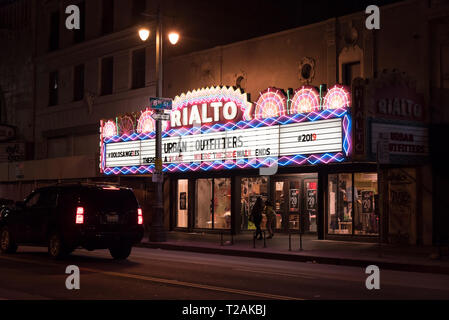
[
  {"x1": 170, "y1": 86, "x2": 252, "y2": 128},
  {"x1": 100, "y1": 85, "x2": 352, "y2": 174}
]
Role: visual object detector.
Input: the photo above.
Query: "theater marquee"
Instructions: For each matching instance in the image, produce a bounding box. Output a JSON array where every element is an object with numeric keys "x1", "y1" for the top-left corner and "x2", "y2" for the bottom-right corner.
[{"x1": 100, "y1": 85, "x2": 352, "y2": 174}]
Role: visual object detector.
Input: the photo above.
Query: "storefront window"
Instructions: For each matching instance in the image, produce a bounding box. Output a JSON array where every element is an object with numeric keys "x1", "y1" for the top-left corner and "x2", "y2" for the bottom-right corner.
[
  {"x1": 176, "y1": 179, "x2": 188, "y2": 228},
  {"x1": 195, "y1": 178, "x2": 231, "y2": 229},
  {"x1": 241, "y1": 177, "x2": 268, "y2": 230},
  {"x1": 274, "y1": 181, "x2": 284, "y2": 229},
  {"x1": 354, "y1": 173, "x2": 378, "y2": 235},
  {"x1": 328, "y1": 173, "x2": 353, "y2": 234},
  {"x1": 195, "y1": 179, "x2": 213, "y2": 229},
  {"x1": 213, "y1": 178, "x2": 232, "y2": 229},
  {"x1": 328, "y1": 172, "x2": 379, "y2": 236}
]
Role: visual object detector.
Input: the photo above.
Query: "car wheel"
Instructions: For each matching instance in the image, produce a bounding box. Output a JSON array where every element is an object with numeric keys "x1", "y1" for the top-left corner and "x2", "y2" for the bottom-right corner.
[
  {"x1": 48, "y1": 233, "x2": 69, "y2": 259},
  {"x1": 109, "y1": 245, "x2": 132, "y2": 260},
  {"x1": 0, "y1": 227, "x2": 18, "y2": 254}
]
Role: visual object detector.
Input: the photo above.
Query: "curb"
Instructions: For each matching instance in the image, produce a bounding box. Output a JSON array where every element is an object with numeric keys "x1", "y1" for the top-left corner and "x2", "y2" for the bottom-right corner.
[{"x1": 136, "y1": 242, "x2": 449, "y2": 276}]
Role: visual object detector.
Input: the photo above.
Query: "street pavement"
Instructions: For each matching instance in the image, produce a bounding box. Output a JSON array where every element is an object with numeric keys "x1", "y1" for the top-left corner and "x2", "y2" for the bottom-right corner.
[
  {"x1": 139, "y1": 232, "x2": 449, "y2": 274},
  {"x1": 0, "y1": 245, "x2": 449, "y2": 300}
]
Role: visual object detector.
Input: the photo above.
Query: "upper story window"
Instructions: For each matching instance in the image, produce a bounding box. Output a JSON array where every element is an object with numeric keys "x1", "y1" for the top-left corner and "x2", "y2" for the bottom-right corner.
[
  {"x1": 73, "y1": 1, "x2": 85, "y2": 44},
  {"x1": 101, "y1": 57, "x2": 114, "y2": 96},
  {"x1": 73, "y1": 64, "x2": 85, "y2": 101},
  {"x1": 342, "y1": 61, "x2": 361, "y2": 86},
  {"x1": 131, "y1": 48, "x2": 146, "y2": 89},
  {"x1": 132, "y1": 0, "x2": 146, "y2": 24},
  {"x1": 48, "y1": 10, "x2": 59, "y2": 51},
  {"x1": 49, "y1": 71, "x2": 59, "y2": 106},
  {"x1": 102, "y1": 0, "x2": 114, "y2": 35}
]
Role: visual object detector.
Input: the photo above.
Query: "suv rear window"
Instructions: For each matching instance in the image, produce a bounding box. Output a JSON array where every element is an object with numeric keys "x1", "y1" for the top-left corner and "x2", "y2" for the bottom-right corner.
[{"x1": 82, "y1": 188, "x2": 138, "y2": 211}]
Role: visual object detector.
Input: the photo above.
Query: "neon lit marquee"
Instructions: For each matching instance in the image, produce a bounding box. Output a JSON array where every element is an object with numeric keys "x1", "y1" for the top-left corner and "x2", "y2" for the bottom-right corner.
[{"x1": 100, "y1": 85, "x2": 352, "y2": 174}]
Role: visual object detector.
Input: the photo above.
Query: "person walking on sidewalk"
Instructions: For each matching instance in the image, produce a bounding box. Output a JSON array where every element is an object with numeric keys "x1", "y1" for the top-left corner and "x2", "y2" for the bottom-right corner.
[
  {"x1": 265, "y1": 201, "x2": 276, "y2": 239},
  {"x1": 251, "y1": 197, "x2": 264, "y2": 240}
]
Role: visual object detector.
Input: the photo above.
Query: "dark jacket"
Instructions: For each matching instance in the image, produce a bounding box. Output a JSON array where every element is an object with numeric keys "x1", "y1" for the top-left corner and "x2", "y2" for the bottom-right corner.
[{"x1": 251, "y1": 201, "x2": 263, "y2": 225}]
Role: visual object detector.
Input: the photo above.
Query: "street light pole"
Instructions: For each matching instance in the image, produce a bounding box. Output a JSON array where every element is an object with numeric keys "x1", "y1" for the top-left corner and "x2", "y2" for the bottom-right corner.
[{"x1": 150, "y1": 6, "x2": 166, "y2": 242}]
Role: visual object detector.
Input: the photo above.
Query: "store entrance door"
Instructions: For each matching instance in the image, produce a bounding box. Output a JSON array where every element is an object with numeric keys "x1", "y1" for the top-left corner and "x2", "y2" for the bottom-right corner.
[
  {"x1": 273, "y1": 174, "x2": 318, "y2": 233},
  {"x1": 303, "y1": 178, "x2": 318, "y2": 233},
  {"x1": 287, "y1": 179, "x2": 301, "y2": 231},
  {"x1": 195, "y1": 178, "x2": 232, "y2": 230}
]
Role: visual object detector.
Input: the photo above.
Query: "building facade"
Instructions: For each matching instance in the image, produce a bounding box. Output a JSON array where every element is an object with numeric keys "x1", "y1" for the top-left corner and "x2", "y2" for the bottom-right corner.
[
  {"x1": 1, "y1": 0, "x2": 448, "y2": 246},
  {"x1": 0, "y1": 0, "x2": 34, "y2": 168}
]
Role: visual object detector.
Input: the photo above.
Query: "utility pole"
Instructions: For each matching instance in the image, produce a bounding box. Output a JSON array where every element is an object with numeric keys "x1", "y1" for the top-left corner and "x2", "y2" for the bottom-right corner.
[{"x1": 150, "y1": 6, "x2": 166, "y2": 242}]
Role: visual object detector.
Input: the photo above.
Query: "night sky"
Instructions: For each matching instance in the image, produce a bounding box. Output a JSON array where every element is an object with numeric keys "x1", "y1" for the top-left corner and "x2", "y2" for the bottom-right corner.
[
  {"x1": 0, "y1": 0, "x2": 405, "y2": 55},
  {"x1": 162, "y1": 0, "x2": 405, "y2": 56}
]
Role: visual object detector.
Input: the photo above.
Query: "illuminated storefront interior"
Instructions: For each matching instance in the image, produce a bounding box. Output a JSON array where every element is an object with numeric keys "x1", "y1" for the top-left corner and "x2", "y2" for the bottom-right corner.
[{"x1": 328, "y1": 172, "x2": 379, "y2": 236}]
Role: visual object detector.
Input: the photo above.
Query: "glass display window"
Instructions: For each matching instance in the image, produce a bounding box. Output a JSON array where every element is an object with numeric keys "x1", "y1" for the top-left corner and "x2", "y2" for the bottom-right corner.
[
  {"x1": 241, "y1": 177, "x2": 268, "y2": 230},
  {"x1": 214, "y1": 178, "x2": 232, "y2": 229},
  {"x1": 274, "y1": 181, "x2": 284, "y2": 229},
  {"x1": 328, "y1": 173, "x2": 353, "y2": 234},
  {"x1": 195, "y1": 178, "x2": 231, "y2": 230},
  {"x1": 195, "y1": 179, "x2": 213, "y2": 229},
  {"x1": 327, "y1": 172, "x2": 378, "y2": 236},
  {"x1": 176, "y1": 179, "x2": 189, "y2": 228},
  {"x1": 354, "y1": 173, "x2": 378, "y2": 236}
]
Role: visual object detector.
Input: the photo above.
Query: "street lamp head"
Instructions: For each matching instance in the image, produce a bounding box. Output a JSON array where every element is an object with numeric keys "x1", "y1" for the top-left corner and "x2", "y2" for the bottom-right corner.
[
  {"x1": 168, "y1": 32, "x2": 180, "y2": 45},
  {"x1": 138, "y1": 28, "x2": 150, "y2": 41}
]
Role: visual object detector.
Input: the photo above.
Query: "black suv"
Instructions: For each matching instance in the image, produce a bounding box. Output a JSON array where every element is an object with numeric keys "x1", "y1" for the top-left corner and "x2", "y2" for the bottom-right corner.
[{"x1": 0, "y1": 184, "x2": 144, "y2": 259}]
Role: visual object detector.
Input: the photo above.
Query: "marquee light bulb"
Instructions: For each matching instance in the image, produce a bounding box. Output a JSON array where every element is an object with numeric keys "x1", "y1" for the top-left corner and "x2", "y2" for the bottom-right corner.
[
  {"x1": 168, "y1": 32, "x2": 180, "y2": 45},
  {"x1": 139, "y1": 28, "x2": 150, "y2": 41}
]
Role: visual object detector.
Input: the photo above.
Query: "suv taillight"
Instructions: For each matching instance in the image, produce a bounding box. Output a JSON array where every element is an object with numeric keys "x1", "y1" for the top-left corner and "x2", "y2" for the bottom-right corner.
[
  {"x1": 137, "y1": 208, "x2": 143, "y2": 225},
  {"x1": 76, "y1": 206, "x2": 84, "y2": 224}
]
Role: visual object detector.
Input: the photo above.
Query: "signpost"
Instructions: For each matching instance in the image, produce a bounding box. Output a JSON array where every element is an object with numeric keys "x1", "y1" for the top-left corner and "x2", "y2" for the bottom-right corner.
[
  {"x1": 152, "y1": 172, "x2": 163, "y2": 183},
  {"x1": 154, "y1": 157, "x2": 163, "y2": 171},
  {"x1": 149, "y1": 97, "x2": 172, "y2": 110},
  {"x1": 150, "y1": 96, "x2": 172, "y2": 241},
  {"x1": 151, "y1": 112, "x2": 170, "y2": 121}
]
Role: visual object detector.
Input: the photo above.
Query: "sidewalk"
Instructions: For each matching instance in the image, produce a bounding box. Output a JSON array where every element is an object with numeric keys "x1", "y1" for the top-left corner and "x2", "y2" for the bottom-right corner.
[{"x1": 137, "y1": 231, "x2": 449, "y2": 275}]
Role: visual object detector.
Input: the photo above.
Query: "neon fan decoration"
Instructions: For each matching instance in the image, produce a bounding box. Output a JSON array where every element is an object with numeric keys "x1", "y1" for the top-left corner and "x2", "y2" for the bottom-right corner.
[
  {"x1": 101, "y1": 108, "x2": 352, "y2": 175},
  {"x1": 102, "y1": 120, "x2": 117, "y2": 138},
  {"x1": 117, "y1": 115, "x2": 135, "y2": 136},
  {"x1": 137, "y1": 110, "x2": 155, "y2": 133},
  {"x1": 137, "y1": 108, "x2": 170, "y2": 133},
  {"x1": 290, "y1": 86, "x2": 320, "y2": 114},
  {"x1": 323, "y1": 84, "x2": 351, "y2": 110},
  {"x1": 254, "y1": 87, "x2": 287, "y2": 119}
]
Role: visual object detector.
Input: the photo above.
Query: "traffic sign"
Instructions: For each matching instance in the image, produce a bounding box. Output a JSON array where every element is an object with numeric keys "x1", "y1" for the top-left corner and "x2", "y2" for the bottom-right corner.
[
  {"x1": 149, "y1": 97, "x2": 172, "y2": 110},
  {"x1": 151, "y1": 112, "x2": 170, "y2": 121}
]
